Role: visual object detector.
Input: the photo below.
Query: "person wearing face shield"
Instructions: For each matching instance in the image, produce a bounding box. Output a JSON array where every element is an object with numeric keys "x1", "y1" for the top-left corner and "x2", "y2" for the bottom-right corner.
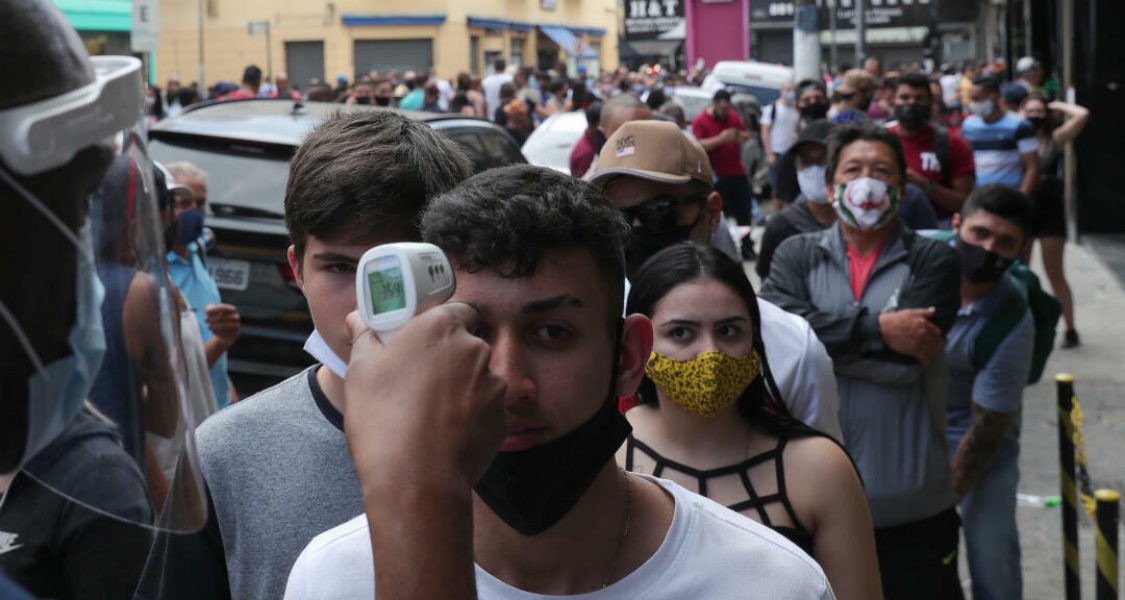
[
  {"x1": 761, "y1": 124, "x2": 964, "y2": 599},
  {"x1": 0, "y1": 0, "x2": 209, "y2": 596}
]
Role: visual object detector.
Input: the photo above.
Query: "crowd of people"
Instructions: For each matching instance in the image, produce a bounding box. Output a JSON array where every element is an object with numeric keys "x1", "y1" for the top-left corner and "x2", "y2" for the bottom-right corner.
[{"x1": 2, "y1": 0, "x2": 1097, "y2": 598}]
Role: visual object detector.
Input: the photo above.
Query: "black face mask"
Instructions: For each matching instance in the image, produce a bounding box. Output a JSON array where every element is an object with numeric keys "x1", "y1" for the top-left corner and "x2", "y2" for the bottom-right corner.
[
  {"x1": 474, "y1": 321, "x2": 631, "y2": 536},
  {"x1": 622, "y1": 196, "x2": 705, "y2": 281},
  {"x1": 1027, "y1": 116, "x2": 1046, "y2": 129},
  {"x1": 800, "y1": 102, "x2": 829, "y2": 120},
  {"x1": 957, "y1": 236, "x2": 1015, "y2": 284},
  {"x1": 374, "y1": 95, "x2": 392, "y2": 107},
  {"x1": 355, "y1": 96, "x2": 372, "y2": 105},
  {"x1": 894, "y1": 103, "x2": 930, "y2": 130}
]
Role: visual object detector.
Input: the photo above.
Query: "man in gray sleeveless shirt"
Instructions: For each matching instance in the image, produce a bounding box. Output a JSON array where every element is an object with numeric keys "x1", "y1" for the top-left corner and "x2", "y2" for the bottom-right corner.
[
  {"x1": 139, "y1": 111, "x2": 473, "y2": 600},
  {"x1": 762, "y1": 123, "x2": 964, "y2": 600}
]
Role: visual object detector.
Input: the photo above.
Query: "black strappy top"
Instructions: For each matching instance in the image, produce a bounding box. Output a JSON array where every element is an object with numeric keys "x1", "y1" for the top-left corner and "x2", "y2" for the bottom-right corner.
[{"x1": 624, "y1": 434, "x2": 815, "y2": 554}]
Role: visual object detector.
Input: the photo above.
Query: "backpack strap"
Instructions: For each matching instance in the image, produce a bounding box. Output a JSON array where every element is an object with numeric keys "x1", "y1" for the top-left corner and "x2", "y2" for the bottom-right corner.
[
  {"x1": 932, "y1": 124, "x2": 951, "y2": 187},
  {"x1": 972, "y1": 275, "x2": 1029, "y2": 372}
]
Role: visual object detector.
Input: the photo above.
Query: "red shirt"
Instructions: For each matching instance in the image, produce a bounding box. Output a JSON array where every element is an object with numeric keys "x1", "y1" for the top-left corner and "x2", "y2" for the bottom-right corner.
[
  {"x1": 889, "y1": 123, "x2": 975, "y2": 216},
  {"x1": 219, "y1": 89, "x2": 257, "y2": 101},
  {"x1": 569, "y1": 130, "x2": 598, "y2": 178},
  {"x1": 691, "y1": 108, "x2": 747, "y2": 178},
  {"x1": 846, "y1": 244, "x2": 883, "y2": 300}
]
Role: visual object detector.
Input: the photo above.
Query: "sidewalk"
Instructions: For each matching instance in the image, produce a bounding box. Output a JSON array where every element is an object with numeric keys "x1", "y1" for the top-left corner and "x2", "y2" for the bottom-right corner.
[{"x1": 1015, "y1": 238, "x2": 1125, "y2": 598}]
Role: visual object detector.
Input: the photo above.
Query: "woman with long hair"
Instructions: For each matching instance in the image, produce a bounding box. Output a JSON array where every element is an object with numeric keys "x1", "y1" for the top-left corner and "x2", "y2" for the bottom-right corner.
[
  {"x1": 620, "y1": 243, "x2": 882, "y2": 600},
  {"x1": 1020, "y1": 92, "x2": 1090, "y2": 347}
]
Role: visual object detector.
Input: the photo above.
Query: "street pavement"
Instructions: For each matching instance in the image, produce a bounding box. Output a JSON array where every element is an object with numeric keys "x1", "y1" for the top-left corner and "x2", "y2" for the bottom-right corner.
[{"x1": 1013, "y1": 237, "x2": 1124, "y2": 599}]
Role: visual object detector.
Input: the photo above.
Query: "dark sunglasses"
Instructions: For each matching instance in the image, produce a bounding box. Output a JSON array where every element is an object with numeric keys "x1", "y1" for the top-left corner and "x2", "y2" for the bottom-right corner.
[{"x1": 622, "y1": 194, "x2": 707, "y2": 234}]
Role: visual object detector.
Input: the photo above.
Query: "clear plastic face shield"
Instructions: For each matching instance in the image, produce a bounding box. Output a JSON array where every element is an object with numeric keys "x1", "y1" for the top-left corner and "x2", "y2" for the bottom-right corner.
[{"x1": 0, "y1": 56, "x2": 207, "y2": 534}]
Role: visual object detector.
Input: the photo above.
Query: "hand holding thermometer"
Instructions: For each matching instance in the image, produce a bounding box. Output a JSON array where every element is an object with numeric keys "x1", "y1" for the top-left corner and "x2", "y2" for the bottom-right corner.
[{"x1": 355, "y1": 243, "x2": 456, "y2": 342}]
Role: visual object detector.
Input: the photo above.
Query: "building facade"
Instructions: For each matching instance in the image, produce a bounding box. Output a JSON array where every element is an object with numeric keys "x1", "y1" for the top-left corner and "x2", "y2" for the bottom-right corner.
[
  {"x1": 153, "y1": 0, "x2": 618, "y2": 90},
  {"x1": 52, "y1": 0, "x2": 135, "y2": 56}
]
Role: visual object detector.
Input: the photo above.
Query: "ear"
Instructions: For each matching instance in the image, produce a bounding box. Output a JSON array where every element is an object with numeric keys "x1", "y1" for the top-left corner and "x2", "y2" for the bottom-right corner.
[
  {"x1": 287, "y1": 245, "x2": 306, "y2": 291},
  {"x1": 616, "y1": 314, "x2": 653, "y2": 397},
  {"x1": 706, "y1": 191, "x2": 723, "y2": 235},
  {"x1": 951, "y1": 212, "x2": 962, "y2": 234}
]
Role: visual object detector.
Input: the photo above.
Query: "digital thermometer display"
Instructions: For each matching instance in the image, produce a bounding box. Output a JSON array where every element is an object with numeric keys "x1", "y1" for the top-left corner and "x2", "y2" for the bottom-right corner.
[
  {"x1": 367, "y1": 256, "x2": 406, "y2": 315},
  {"x1": 356, "y1": 242, "x2": 455, "y2": 341}
]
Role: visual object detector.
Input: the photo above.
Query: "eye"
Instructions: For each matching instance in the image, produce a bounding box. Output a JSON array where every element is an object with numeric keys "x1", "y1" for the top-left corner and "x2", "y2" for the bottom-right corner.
[
  {"x1": 534, "y1": 325, "x2": 571, "y2": 343},
  {"x1": 668, "y1": 326, "x2": 693, "y2": 341},
  {"x1": 718, "y1": 324, "x2": 742, "y2": 338},
  {"x1": 326, "y1": 262, "x2": 356, "y2": 274}
]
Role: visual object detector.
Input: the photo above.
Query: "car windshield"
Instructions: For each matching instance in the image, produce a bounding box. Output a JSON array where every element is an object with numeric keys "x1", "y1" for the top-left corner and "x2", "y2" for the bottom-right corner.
[{"x1": 149, "y1": 139, "x2": 290, "y2": 218}]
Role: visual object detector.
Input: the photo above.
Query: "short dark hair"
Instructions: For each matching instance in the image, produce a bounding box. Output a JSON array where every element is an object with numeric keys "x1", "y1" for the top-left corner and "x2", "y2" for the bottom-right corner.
[
  {"x1": 242, "y1": 65, "x2": 262, "y2": 87},
  {"x1": 824, "y1": 123, "x2": 907, "y2": 186},
  {"x1": 285, "y1": 111, "x2": 473, "y2": 263},
  {"x1": 895, "y1": 72, "x2": 932, "y2": 97},
  {"x1": 494, "y1": 58, "x2": 506, "y2": 72},
  {"x1": 973, "y1": 75, "x2": 1001, "y2": 95},
  {"x1": 712, "y1": 89, "x2": 732, "y2": 103},
  {"x1": 585, "y1": 101, "x2": 603, "y2": 127},
  {"x1": 421, "y1": 165, "x2": 629, "y2": 326},
  {"x1": 796, "y1": 78, "x2": 827, "y2": 98},
  {"x1": 961, "y1": 184, "x2": 1033, "y2": 238}
]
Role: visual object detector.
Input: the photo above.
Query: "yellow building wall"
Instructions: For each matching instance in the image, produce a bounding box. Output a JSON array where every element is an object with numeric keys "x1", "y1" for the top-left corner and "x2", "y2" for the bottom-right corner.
[{"x1": 155, "y1": 0, "x2": 619, "y2": 88}]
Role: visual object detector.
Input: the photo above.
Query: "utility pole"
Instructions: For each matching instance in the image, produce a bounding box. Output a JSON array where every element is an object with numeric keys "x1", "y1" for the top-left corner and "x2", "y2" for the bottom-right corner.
[
  {"x1": 829, "y1": 0, "x2": 838, "y2": 74},
  {"x1": 1061, "y1": 0, "x2": 1077, "y2": 242},
  {"x1": 793, "y1": 0, "x2": 821, "y2": 81},
  {"x1": 855, "y1": 0, "x2": 866, "y2": 65},
  {"x1": 197, "y1": 0, "x2": 205, "y2": 89}
]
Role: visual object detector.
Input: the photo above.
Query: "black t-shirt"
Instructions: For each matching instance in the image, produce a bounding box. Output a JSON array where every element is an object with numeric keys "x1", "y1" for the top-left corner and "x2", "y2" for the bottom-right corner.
[
  {"x1": 0, "y1": 410, "x2": 154, "y2": 600},
  {"x1": 757, "y1": 202, "x2": 828, "y2": 280}
]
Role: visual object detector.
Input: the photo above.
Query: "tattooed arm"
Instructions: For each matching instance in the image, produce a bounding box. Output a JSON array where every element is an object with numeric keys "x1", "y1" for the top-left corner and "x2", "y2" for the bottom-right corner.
[{"x1": 951, "y1": 404, "x2": 1017, "y2": 498}]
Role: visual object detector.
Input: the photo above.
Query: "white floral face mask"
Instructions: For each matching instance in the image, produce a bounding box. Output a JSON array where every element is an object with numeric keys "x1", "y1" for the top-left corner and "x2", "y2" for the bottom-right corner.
[{"x1": 832, "y1": 177, "x2": 900, "y2": 230}]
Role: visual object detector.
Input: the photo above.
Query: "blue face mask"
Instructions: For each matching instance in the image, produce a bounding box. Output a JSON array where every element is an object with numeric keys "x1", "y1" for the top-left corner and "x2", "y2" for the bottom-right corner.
[
  {"x1": 24, "y1": 222, "x2": 106, "y2": 463},
  {"x1": 176, "y1": 207, "x2": 205, "y2": 246},
  {"x1": 0, "y1": 166, "x2": 107, "y2": 468}
]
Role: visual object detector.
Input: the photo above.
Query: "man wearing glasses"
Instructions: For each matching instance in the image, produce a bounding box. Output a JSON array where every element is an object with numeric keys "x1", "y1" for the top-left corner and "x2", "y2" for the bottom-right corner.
[{"x1": 587, "y1": 120, "x2": 841, "y2": 439}]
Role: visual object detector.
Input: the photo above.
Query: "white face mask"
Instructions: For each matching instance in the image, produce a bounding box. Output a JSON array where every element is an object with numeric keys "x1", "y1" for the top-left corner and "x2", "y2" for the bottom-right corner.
[
  {"x1": 969, "y1": 99, "x2": 994, "y2": 117},
  {"x1": 797, "y1": 165, "x2": 829, "y2": 203},
  {"x1": 303, "y1": 329, "x2": 348, "y2": 378},
  {"x1": 832, "y1": 177, "x2": 900, "y2": 230}
]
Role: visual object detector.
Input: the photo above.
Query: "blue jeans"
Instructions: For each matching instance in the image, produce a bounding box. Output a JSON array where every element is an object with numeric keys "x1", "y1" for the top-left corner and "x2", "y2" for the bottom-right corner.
[{"x1": 951, "y1": 434, "x2": 1022, "y2": 600}]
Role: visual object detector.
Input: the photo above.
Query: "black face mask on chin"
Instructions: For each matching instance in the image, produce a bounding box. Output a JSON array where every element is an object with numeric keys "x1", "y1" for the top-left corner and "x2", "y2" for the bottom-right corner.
[
  {"x1": 473, "y1": 320, "x2": 631, "y2": 536},
  {"x1": 800, "y1": 102, "x2": 829, "y2": 120}
]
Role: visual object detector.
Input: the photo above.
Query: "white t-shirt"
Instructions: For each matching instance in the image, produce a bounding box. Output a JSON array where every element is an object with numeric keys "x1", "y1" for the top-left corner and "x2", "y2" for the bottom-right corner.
[
  {"x1": 283, "y1": 475, "x2": 835, "y2": 600},
  {"x1": 622, "y1": 280, "x2": 842, "y2": 440},
  {"x1": 939, "y1": 74, "x2": 961, "y2": 106},
  {"x1": 482, "y1": 72, "x2": 513, "y2": 121},
  {"x1": 761, "y1": 101, "x2": 800, "y2": 155}
]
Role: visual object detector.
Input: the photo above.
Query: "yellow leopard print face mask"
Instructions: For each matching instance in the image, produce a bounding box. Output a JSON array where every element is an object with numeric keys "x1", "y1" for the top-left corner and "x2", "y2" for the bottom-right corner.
[{"x1": 645, "y1": 350, "x2": 761, "y2": 418}]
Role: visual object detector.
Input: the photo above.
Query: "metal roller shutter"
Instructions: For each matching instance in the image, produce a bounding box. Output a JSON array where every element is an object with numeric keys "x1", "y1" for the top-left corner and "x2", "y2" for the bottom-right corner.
[
  {"x1": 286, "y1": 41, "x2": 325, "y2": 90},
  {"x1": 354, "y1": 39, "x2": 434, "y2": 79}
]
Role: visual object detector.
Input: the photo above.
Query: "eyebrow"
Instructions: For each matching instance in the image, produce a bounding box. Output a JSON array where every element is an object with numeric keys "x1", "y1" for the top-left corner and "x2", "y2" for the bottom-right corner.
[
  {"x1": 311, "y1": 252, "x2": 360, "y2": 263},
  {"x1": 661, "y1": 316, "x2": 748, "y2": 327},
  {"x1": 521, "y1": 294, "x2": 584, "y2": 314}
]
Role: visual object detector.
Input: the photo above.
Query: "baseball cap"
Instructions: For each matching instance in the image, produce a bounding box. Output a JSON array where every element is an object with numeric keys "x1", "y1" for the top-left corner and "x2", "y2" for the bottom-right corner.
[
  {"x1": 1000, "y1": 82, "x2": 1029, "y2": 106},
  {"x1": 790, "y1": 120, "x2": 833, "y2": 153},
  {"x1": 587, "y1": 120, "x2": 713, "y2": 193},
  {"x1": 1016, "y1": 56, "x2": 1041, "y2": 73}
]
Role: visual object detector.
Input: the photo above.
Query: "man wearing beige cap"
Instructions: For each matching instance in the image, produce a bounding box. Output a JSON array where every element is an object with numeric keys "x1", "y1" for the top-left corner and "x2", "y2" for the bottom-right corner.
[
  {"x1": 830, "y1": 69, "x2": 875, "y2": 125},
  {"x1": 588, "y1": 120, "x2": 841, "y2": 439}
]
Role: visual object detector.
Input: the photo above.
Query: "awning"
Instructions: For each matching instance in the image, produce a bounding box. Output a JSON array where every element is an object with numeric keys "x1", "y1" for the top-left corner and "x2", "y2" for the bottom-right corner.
[
  {"x1": 539, "y1": 25, "x2": 600, "y2": 59},
  {"x1": 539, "y1": 25, "x2": 578, "y2": 54},
  {"x1": 626, "y1": 39, "x2": 682, "y2": 57}
]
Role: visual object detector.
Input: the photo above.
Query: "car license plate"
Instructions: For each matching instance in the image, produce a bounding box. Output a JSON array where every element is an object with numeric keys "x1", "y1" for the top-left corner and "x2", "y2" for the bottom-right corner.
[{"x1": 208, "y1": 258, "x2": 251, "y2": 291}]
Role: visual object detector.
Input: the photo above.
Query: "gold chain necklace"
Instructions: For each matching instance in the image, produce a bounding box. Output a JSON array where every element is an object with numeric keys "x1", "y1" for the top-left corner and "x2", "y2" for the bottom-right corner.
[{"x1": 601, "y1": 471, "x2": 634, "y2": 589}]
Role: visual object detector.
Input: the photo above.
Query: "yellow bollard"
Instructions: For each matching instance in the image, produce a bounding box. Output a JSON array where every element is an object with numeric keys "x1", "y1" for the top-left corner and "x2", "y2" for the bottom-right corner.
[
  {"x1": 1058, "y1": 374, "x2": 1081, "y2": 600},
  {"x1": 1096, "y1": 489, "x2": 1120, "y2": 600}
]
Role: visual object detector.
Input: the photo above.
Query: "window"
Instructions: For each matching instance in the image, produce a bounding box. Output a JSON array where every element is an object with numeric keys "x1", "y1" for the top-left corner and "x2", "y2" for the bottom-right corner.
[{"x1": 511, "y1": 38, "x2": 524, "y2": 67}]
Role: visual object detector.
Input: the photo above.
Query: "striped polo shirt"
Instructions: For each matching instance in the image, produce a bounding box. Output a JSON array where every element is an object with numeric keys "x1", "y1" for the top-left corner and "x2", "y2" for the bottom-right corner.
[{"x1": 961, "y1": 112, "x2": 1038, "y2": 188}]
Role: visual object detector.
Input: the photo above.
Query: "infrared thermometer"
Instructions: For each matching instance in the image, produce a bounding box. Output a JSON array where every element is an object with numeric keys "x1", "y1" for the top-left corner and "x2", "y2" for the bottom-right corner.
[{"x1": 355, "y1": 243, "x2": 455, "y2": 342}]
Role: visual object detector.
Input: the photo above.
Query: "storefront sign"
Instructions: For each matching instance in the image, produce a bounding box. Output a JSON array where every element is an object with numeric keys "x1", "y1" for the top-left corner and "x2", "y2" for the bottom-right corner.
[
  {"x1": 749, "y1": 0, "x2": 933, "y2": 28},
  {"x1": 625, "y1": 0, "x2": 685, "y2": 40}
]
